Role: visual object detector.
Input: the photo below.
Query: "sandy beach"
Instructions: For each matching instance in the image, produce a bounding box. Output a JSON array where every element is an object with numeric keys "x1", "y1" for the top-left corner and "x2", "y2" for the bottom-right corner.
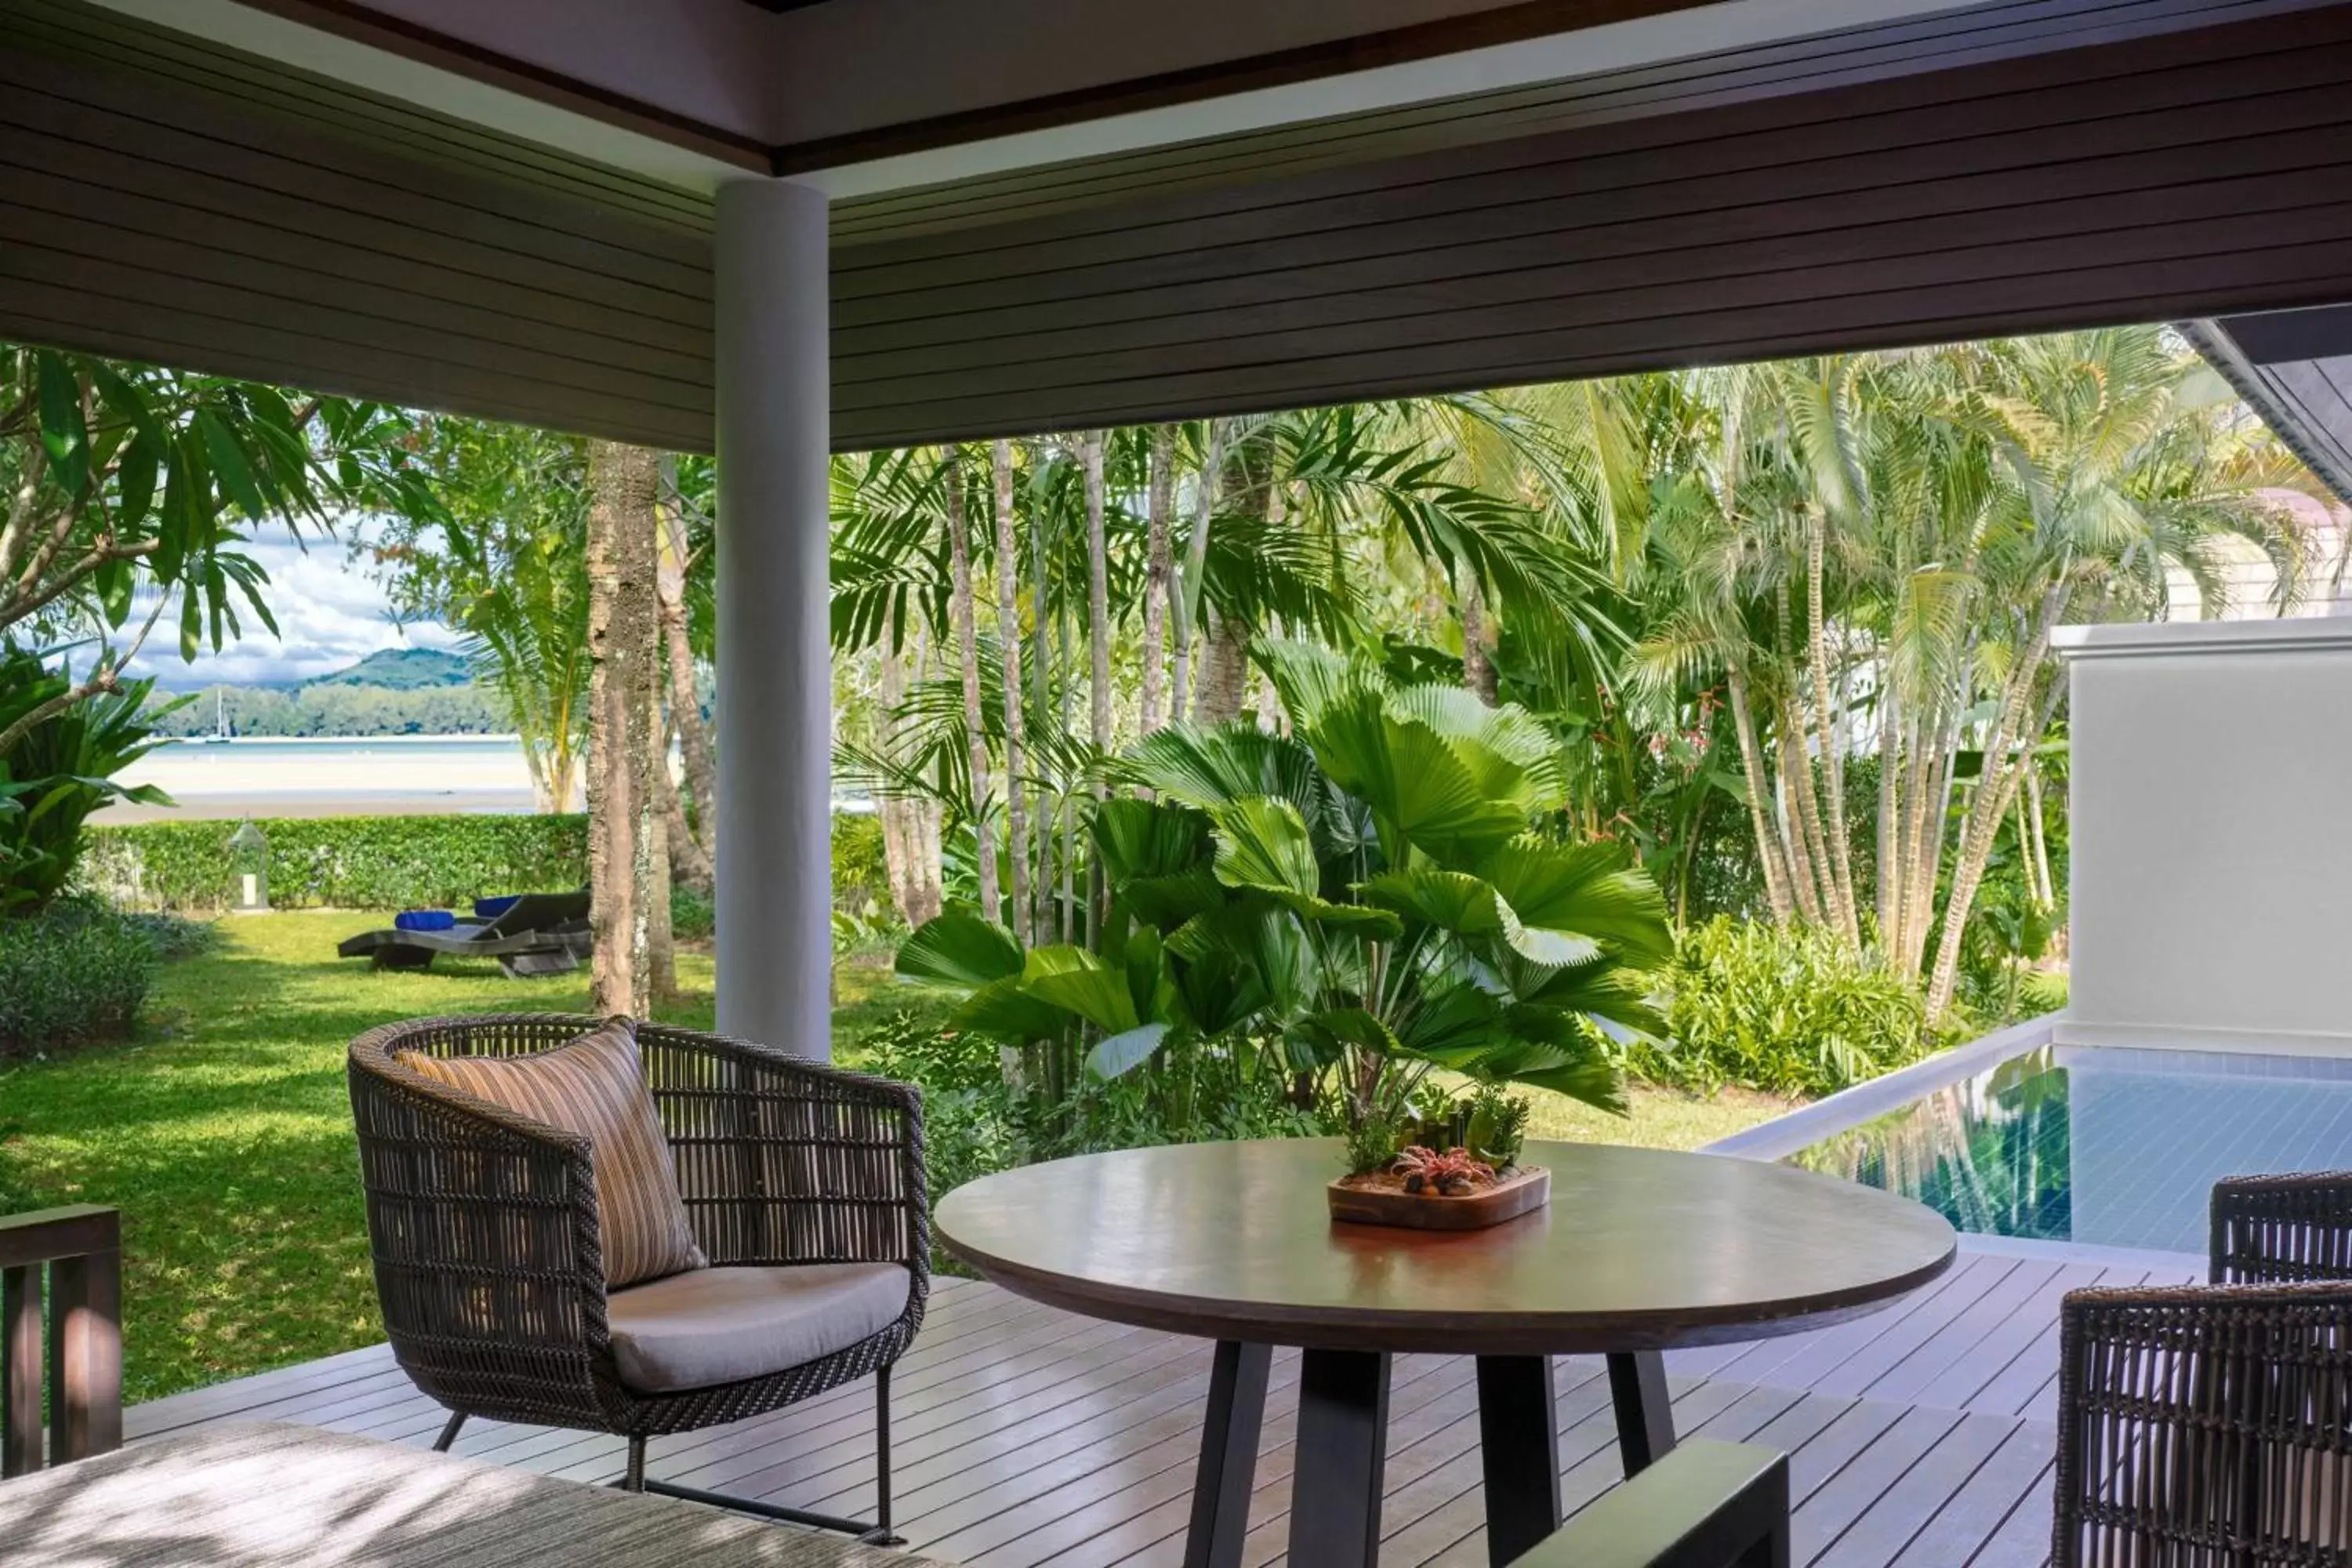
[{"x1": 98, "y1": 736, "x2": 541, "y2": 822}]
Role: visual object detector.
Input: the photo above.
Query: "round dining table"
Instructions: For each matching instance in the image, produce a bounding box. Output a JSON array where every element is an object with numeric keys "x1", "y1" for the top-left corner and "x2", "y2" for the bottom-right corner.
[{"x1": 935, "y1": 1137, "x2": 1955, "y2": 1568}]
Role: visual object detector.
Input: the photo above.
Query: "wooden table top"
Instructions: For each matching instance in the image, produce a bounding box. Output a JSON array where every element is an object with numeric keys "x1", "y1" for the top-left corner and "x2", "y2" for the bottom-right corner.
[{"x1": 935, "y1": 1138, "x2": 1957, "y2": 1354}]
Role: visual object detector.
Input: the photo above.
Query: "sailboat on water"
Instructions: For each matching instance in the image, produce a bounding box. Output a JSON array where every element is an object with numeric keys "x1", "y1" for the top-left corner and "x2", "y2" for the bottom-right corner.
[{"x1": 199, "y1": 688, "x2": 234, "y2": 744}]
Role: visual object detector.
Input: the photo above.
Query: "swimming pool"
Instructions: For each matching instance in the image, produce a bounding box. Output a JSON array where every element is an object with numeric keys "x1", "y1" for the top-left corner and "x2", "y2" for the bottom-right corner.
[{"x1": 1777, "y1": 1042, "x2": 2352, "y2": 1256}]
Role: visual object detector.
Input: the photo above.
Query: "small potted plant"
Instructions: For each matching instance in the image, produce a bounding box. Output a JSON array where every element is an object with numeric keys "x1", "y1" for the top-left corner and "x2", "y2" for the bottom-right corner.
[{"x1": 1328, "y1": 1083, "x2": 1549, "y2": 1230}]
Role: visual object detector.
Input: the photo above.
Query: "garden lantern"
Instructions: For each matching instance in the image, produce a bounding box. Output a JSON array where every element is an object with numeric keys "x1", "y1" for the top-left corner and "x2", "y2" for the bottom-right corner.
[{"x1": 228, "y1": 820, "x2": 270, "y2": 913}]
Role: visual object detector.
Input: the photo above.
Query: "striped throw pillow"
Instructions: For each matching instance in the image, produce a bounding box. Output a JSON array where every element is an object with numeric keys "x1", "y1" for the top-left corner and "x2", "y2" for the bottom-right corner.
[{"x1": 401, "y1": 1018, "x2": 707, "y2": 1287}]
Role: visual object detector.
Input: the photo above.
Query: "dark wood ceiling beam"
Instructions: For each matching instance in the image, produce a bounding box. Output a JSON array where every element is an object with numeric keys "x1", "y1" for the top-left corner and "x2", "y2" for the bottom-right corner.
[{"x1": 826, "y1": 2, "x2": 2352, "y2": 447}]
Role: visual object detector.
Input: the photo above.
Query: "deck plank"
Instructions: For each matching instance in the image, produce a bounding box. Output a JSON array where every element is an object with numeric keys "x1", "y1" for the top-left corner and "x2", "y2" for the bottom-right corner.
[
  {"x1": 139, "y1": 1274, "x2": 2091, "y2": 1565},
  {"x1": 1896, "y1": 1421, "x2": 2056, "y2": 1567}
]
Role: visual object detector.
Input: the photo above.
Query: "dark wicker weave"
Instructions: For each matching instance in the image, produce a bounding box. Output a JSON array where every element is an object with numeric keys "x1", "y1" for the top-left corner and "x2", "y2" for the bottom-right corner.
[
  {"x1": 347, "y1": 1014, "x2": 928, "y2": 1539},
  {"x1": 2053, "y1": 1174, "x2": 2352, "y2": 1567},
  {"x1": 2213, "y1": 1171, "x2": 2352, "y2": 1285}
]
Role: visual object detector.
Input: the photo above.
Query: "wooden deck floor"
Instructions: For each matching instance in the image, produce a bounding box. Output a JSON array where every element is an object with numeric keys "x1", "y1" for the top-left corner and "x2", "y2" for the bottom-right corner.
[{"x1": 126, "y1": 1242, "x2": 2198, "y2": 1567}]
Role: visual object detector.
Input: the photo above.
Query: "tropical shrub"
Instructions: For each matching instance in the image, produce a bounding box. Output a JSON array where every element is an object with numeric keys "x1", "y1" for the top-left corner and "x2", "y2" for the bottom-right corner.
[
  {"x1": 1634, "y1": 917, "x2": 1932, "y2": 1098},
  {"x1": 847, "y1": 1008, "x2": 1315, "y2": 1228},
  {"x1": 0, "y1": 897, "x2": 157, "y2": 1056},
  {"x1": 895, "y1": 642, "x2": 1676, "y2": 1134},
  {"x1": 669, "y1": 881, "x2": 714, "y2": 941},
  {"x1": 850, "y1": 1011, "x2": 1022, "y2": 1216},
  {"x1": 0, "y1": 644, "x2": 174, "y2": 911}
]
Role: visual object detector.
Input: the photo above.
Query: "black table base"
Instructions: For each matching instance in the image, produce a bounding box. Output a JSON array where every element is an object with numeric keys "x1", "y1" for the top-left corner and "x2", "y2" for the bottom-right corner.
[
  {"x1": 1185, "y1": 1341, "x2": 1271, "y2": 1568},
  {"x1": 1185, "y1": 1343, "x2": 1677, "y2": 1568}
]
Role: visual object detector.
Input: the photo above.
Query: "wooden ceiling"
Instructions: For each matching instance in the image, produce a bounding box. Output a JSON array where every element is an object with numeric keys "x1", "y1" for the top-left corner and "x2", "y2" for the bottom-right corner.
[{"x1": 5, "y1": 0, "x2": 2351, "y2": 452}]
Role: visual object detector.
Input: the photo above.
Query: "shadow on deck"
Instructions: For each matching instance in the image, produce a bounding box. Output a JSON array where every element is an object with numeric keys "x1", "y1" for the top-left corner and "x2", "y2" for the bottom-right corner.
[{"x1": 124, "y1": 1243, "x2": 2198, "y2": 1567}]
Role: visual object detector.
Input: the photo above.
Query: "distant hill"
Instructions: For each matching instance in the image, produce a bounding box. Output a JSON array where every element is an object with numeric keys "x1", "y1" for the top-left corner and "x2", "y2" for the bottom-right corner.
[
  {"x1": 299, "y1": 648, "x2": 473, "y2": 691},
  {"x1": 145, "y1": 648, "x2": 503, "y2": 738}
]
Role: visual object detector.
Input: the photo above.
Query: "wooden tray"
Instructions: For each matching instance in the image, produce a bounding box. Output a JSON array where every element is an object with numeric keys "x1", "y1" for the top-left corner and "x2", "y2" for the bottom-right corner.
[{"x1": 1327, "y1": 1166, "x2": 1550, "y2": 1231}]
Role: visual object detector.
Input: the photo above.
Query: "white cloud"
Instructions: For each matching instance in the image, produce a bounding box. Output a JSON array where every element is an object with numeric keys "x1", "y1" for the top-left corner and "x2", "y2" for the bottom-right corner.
[{"x1": 120, "y1": 527, "x2": 459, "y2": 689}]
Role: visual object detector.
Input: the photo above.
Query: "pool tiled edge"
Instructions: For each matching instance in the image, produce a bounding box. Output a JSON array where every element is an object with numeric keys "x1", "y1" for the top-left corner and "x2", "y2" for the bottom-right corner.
[{"x1": 1703, "y1": 1015, "x2": 2062, "y2": 1162}]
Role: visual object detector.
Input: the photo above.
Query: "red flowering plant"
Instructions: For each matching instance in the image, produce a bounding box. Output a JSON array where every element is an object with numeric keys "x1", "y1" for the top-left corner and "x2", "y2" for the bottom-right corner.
[{"x1": 1392, "y1": 1145, "x2": 1497, "y2": 1196}]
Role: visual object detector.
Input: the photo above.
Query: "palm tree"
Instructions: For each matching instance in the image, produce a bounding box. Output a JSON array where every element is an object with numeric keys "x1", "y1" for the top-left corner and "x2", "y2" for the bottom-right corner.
[
  {"x1": 942, "y1": 445, "x2": 999, "y2": 921},
  {"x1": 1141, "y1": 425, "x2": 1176, "y2": 732},
  {"x1": 1920, "y1": 329, "x2": 2310, "y2": 1018},
  {"x1": 992, "y1": 438, "x2": 1035, "y2": 942}
]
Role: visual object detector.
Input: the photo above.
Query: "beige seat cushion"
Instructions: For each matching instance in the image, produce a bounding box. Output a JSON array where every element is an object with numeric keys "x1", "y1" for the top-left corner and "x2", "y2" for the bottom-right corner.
[
  {"x1": 400, "y1": 1017, "x2": 706, "y2": 1287},
  {"x1": 606, "y1": 1264, "x2": 911, "y2": 1393}
]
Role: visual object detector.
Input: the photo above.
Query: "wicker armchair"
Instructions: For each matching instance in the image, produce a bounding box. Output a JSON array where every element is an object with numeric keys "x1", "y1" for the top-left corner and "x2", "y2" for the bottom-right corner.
[
  {"x1": 347, "y1": 1014, "x2": 928, "y2": 1543},
  {"x1": 2053, "y1": 1173, "x2": 2352, "y2": 1566},
  {"x1": 2212, "y1": 1171, "x2": 2352, "y2": 1285}
]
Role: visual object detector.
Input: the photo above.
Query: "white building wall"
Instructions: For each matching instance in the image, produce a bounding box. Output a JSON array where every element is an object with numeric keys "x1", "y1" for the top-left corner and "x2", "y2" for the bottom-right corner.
[{"x1": 2058, "y1": 619, "x2": 2352, "y2": 1054}]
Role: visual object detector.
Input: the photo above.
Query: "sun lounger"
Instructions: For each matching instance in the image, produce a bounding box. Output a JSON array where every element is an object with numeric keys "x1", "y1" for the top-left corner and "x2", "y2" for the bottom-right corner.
[{"x1": 336, "y1": 891, "x2": 591, "y2": 978}]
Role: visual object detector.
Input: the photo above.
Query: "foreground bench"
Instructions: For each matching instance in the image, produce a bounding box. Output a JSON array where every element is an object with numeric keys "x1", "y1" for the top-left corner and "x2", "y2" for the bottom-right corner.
[{"x1": 1510, "y1": 1439, "x2": 1788, "y2": 1568}]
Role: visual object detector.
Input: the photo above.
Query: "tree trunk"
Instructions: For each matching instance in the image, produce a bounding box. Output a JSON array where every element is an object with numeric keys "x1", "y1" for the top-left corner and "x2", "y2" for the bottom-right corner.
[
  {"x1": 1171, "y1": 419, "x2": 1223, "y2": 724},
  {"x1": 1029, "y1": 452, "x2": 1054, "y2": 938},
  {"x1": 1901, "y1": 722, "x2": 1951, "y2": 976},
  {"x1": 1083, "y1": 430, "x2": 1113, "y2": 933},
  {"x1": 1195, "y1": 609, "x2": 1252, "y2": 725},
  {"x1": 1774, "y1": 710, "x2": 1828, "y2": 924},
  {"x1": 584, "y1": 440, "x2": 664, "y2": 1018},
  {"x1": 875, "y1": 634, "x2": 931, "y2": 927},
  {"x1": 1875, "y1": 648, "x2": 1901, "y2": 947},
  {"x1": 660, "y1": 708, "x2": 713, "y2": 898},
  {"x1": 1926, "y1": 585, "x2": 2069, "y2": 1021},
  {"x1": 644, "y1": 773, "x2": 675, "y2": 1002},
  {"x1": 908, "y1": 622, "x2": 944, "y2": 924},
  {"x1": 1726, "y1": 662, "x2": 1796, "y2": 924},
  {"x1": 2024, "y1": 754, "x2": 2055, "y2": 909},
  {"x1": 1806, "y1": 513, "x2": 1860, "y2": 947},
  {"x1": 1055, "y1": 546, "x2": 1077, "y2": 941},
  {"x1": 1461, "y1": 579, "x2": 1499, "y2": 705},
  {"x1": 655, "y1": 459, "x2": 717, "y2": 868},
  {"x1": 944, "y1": 446, "x2": 999, "y2": 921},
  {"x1": 1141, "y1": 425, "x2": 1174, "y2": 733},
  {"x1": 1084, "y1": 431, "x2": 1112, "y2": 775},
  {"x1": 992, "y1": 439, "x2": 1033, "y2": 943}
]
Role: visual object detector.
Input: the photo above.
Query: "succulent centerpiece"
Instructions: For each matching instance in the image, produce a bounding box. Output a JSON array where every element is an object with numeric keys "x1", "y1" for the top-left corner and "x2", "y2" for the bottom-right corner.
[{"x1": 1328, "y1": 1083, "x2": 1551, "y2": 1230}]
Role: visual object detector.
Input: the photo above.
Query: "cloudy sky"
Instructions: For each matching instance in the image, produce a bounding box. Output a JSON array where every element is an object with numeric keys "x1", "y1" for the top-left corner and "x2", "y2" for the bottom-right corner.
[{"x1": 123, "y1": 530, "x2": 460, "y2": 690}]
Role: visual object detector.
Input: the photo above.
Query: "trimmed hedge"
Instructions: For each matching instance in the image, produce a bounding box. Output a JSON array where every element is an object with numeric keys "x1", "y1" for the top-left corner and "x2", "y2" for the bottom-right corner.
[
  {"x1": 0, "y1": 898, "x2": 157, "y2": 1056},
  {"x1": 79, "y1": 815, "x2": 589, "y2": 912},
  {"x1": 78, "y1": 811, "x2": 896, "y2": 916}
]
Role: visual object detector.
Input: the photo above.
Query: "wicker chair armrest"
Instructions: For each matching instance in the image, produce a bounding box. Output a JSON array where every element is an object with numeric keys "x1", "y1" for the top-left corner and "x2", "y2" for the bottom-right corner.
[
  {"x1": 641, "y1": 1025, "x2": 925, "y2": 1118},
  {"x1": 2054, "y1": 1283, "x2": 2352, "y2": 1568},
  {"x1": 346, "y1": 1043, "x2": 612, "y2": 1353},
  {"x1": 635, "y1": 1025, "x2": 929, "y2": 1285},
  {"x1": 2210, "y1": 1171, "x2": 2352, "y2": 1283}
]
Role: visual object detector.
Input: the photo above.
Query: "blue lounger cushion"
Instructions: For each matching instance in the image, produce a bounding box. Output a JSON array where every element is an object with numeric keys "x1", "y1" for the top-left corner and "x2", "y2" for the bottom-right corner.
[
  {"x1": 394, "y1": 909, "x2": 458, "y2": 932},
  {"x1": 473, "y1": 895, "x2": 521, "y2": 920}
]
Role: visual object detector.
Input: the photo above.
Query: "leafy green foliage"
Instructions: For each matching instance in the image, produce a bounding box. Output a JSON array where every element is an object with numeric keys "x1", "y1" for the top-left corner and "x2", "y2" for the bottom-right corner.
[
  {"x1": 2, "y1": 345, "x2": 425, "y2": 679},
  {"x1": 897, "y1": 646, "x2": 1675, "y2": 1129},
  {"x1": 1344, "y1": 1099, "x2": 1409, "y2": 1175},
  {"x1": 0, "y1": 645, "x2": 174, "y2": 909},
  {"x1": 1635, "y1": 917, "x2": 1934, "y2": 1098},
  {"x1": 357, "y1": 419, "x2": 594, "y2": 810},
  {"x1": 1465, "y1": 1083, "x2": 1534, "y2": 1168},
  {"x1": 0, "y1": 898, "x2": 157, "y2": 1055}
]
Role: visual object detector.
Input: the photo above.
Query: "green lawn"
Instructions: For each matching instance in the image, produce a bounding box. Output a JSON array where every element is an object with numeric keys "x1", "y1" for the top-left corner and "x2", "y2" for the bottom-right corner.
[{"x1": 0, "y1": 912, "x2": 1794, "y2": 1404}]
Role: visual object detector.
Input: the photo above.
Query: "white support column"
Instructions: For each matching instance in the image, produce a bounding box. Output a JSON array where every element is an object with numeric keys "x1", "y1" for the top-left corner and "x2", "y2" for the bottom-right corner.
[{"x1": 714, "y1": 176, "x2": 833, "y2": 1057}]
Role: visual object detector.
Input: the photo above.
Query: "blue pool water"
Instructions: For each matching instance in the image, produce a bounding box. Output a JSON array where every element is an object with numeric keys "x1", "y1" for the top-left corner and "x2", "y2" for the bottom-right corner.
[{"x1": 1786, "y1": 1045, "x2": 2352, "y2": 1255}]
